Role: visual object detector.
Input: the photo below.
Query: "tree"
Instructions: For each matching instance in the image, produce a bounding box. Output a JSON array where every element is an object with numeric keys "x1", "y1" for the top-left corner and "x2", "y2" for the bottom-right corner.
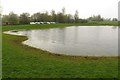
[
  {"x1": 87, "y1": 15, "x2": 104, "y2": 23},
  {"x1": 79, "y1": 19, "x2": 87, "y2": 23},
  {"x1": 31, "y1": 12, "x2": 41, "y2": 22},
  {"x1": 19, "y1": 13, "x2": 30, "y2": 24},
  {"x1": 61, "y1": 7, "x2": 68, "y2": 23},
  {"x1": 31, "y1": 11, "x2": 51, "y2": 22},
  {"x1": 2, "y1": 15, "x2": 9, "y2": 25},
  {"x1": 112, "y1": 18, "x2": 117, "y2": 21},
  {"x1": 56, "y1": 12, "x2": 63, "y2": 23},
  {"x1": 8, "y1": 12, "x2": 19, "y2": 25},
  {"x1": 43, "y1": 11, "x2": 50, "y2": 22},
  {"x1": 66, "y1": 14, "x2": 74, "y2": 23},
  {"x1": 74, "y1": 10, "x2": 79, "y2": 23},
  {"x1": 2, "y1": 12, "x2": 19, "y2": 25},
  {"x1": 56, "y1": 8, "x2": 68, "y2": 23},
  {"x1": 51, "y1": 10, "x2": 56, "y2": 22},
  {"x1": 62, "y1": 7, "x2": 66, "y2": 15}
]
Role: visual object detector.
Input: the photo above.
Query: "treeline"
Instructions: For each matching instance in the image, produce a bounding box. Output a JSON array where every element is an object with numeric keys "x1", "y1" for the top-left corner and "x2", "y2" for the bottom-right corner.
[{"x1": 2, "y1": 8, "x2": 118, "y2": 25}]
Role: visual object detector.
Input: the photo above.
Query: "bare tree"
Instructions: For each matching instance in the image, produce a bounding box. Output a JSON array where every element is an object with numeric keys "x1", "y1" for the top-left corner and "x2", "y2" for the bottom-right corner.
[
  {"x1": 8, "y1": 12, "x2": 19, "y2": 25},
  {"x1": 74, "y1": 10, "x2": 79, "y2": 23},
  {"x1": 19, "y1": 13, "x2": 30, "y2": 24}
]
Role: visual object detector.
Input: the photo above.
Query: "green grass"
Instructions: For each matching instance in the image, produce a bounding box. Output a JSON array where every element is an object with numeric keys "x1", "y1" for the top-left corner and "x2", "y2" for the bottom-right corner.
[
  {"x1": 2, "y1": 22, "x2": 118, "y2": 31},
  {"x1": 2, "y1": 24, "x2": 119, "y2": 78},
  {"x1": 97, "y1": 21, "x2": 118, "y2": 26}
]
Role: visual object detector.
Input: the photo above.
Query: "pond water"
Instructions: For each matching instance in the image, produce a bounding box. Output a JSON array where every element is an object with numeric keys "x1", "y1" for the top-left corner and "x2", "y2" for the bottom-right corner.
[{"x1": 6, "y1": 26, "x2": 118, "y2": 56}]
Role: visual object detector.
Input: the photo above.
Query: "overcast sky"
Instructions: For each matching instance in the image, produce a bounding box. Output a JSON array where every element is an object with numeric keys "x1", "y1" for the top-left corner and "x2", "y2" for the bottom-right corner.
[{"x1": 1, "y1": 0, "x2": 119, "y2": 18}]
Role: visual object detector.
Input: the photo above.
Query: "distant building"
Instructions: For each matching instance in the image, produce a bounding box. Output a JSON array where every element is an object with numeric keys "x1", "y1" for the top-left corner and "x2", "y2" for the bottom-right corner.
[{"x1": 30, "y1": 22, "x2": 56, "y2": 24}]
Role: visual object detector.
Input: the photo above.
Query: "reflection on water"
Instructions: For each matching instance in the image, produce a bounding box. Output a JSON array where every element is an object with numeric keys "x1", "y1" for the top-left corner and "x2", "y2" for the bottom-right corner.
[{"x1": 23, "y1": 26, "x2": 118, "y2": 56}]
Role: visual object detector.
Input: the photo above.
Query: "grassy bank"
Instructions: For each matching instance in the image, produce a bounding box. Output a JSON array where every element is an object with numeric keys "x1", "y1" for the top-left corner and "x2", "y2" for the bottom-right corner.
[
  {"x1": 2, "y1": 22, "x2": 118, "y2": 31},
  {"x1": 2, "y1": 24, "x2": 118, "y2": 78}
]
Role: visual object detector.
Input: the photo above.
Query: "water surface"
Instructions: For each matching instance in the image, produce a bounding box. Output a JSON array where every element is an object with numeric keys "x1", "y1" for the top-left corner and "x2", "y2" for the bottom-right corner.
[
  {"x1": 20, "y1": 26, "x2": 118, "y2": 56},
  {"x1": 4, "y1": 26, "x2": 118, "y2": 56}
]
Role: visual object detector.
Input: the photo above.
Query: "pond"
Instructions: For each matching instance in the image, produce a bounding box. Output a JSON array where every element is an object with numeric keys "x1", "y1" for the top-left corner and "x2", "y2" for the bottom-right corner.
[{"x1": 6, "y1": 26, "x2": 118, "y2": 56}]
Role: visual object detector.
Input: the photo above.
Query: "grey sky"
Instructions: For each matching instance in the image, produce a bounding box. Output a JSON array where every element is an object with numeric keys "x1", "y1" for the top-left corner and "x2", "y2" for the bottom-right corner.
[{"x1": 1, "y1": 0, "x2": 119, "y2": 18}]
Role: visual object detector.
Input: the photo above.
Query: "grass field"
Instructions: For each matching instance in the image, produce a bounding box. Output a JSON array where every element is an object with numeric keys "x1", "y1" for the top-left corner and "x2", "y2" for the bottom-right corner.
[{"x1": 2, "y1": 24, "x2": 119, "y2": 78}]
